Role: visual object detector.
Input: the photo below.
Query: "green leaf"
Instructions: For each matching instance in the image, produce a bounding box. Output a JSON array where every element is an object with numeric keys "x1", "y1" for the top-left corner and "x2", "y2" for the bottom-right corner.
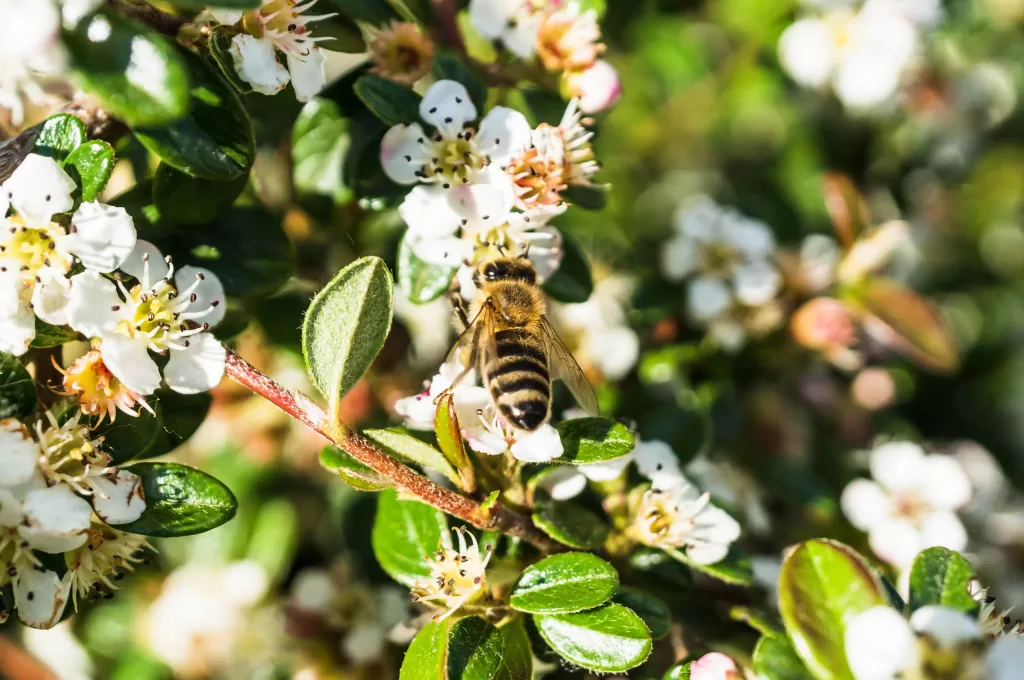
[
  {"x1": 372, "y1": 488, "x2": 447, "y2": 587},
  {"x1": 521, "y1": 87, "x2": 567, "y2": 127},
  {"x1": 311, "y1": 14, "x2": 367, "y2": 53},
  {"x1": 542, "y1": 232, "x2": 593, "y2": 303},
  {"x1": 753, "y1": 635, "x2": 816, "y2": 680},
  {"x1": 302, "y1": 257, "x2": 394, "y2": 415},
  {"x1": 64, "y1": 140, "x2": 116, "y2": 202},
  {"x1": 0, "y1": 353, "x2": 35, "y2": 420},
  {"x1": 510, "y1": 553, "x2": 618, "y2": 614},
  {"x1": 292, "y1": 98, "x2": 351, "y2": 203},
  {"x1": 531, "y1": 500, "x2": 610, "y2": 550},
  {"x1": 325, "y1": 0, "x2": 397, "y2": 25},
  {"x1": 30, "y1": 319, "x2": 80, "y2": 348},
  {"x1": 398, "y1": 236, "x2": 458, "y2": 304},
  {"x1": 33, "y1": 114, "x2": 86, "y2": 161},
  {"x1": 576, "y1": 0, "x2": 606, "y2": 17},
  {"x1": 613, "y1": 588, "x2": 672, "y2": 639},
  {"x1": 639, "y1": 405, "x2": 710, "y2": 467},
  {"x1": 434, "y1": 393, "x2": 471, "y2": 477},
  {"x1": 663, "y1": 663, "x2": 692, "y2": 679},
  {"x1": 401, "y1": 619, "x2": 448, "y2": 680},
  {"x1": 666, "y1": 546, "x2": 753, "y2": 586},
  {"x1": 116, "y1": 463, "x2": 237, "y2": 537},
  {"x1": 133, "y1": 49, "x2": 254, "y2": 180},
  {"x1": 354, "y1": 76, "x2": 423, "y2": 127},
  {"x1": 94, "y1": 401, "x2": 164, "y2": 465},
  {"x1": 562, "y1": 184, "x2": 607, "y2": 211},
  {"x1": 152, "y1": 163, "x2": 247, "y2": 225},
  {"x1": 362, "y1": 428, "x2": 461, "y2": 487},
  {"x1": 207, "y1": 27, "x2": 253, "y2": 94},
  {"x1": 447, "y1": 618, "x2": 533, "y2": 680},
  {"x1": 730, "y1": 605, "x2": 784, "y2": 638},
  {"x1": 167, "y1": 0, "x2": 259, "y2": 7},
  {"x1": 432, "y1": 53, "x2": 487, "y2": 113},
  {"x1": 908, "y1": 547, "x2": 977, "y2": 614},
  {"x1": 554, "y1": 417, "x2": 634, "y2": 464},
  {"x1": 778, "y1": 539, "x2": 887, "y2": 680},
  {"x1": 319, "y1": 445, "x2": 391, "y2": 491},
  {"x1": 628, "y1": 547, "x2": 693, "y2": 592},
  {"x1": 65, "y1": 10, "x2": 190, "y2": 127},
  {"x1": 144, "y1": 389, "x2": 212, "y2": 457},
  {"x1": 534, "y1": 603, "x2": 652, "y2": 673}
]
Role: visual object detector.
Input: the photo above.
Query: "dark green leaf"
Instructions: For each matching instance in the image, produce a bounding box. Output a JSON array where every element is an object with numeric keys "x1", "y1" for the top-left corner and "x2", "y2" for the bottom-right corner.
[
  {"x1": 30, "y1": 319, "x2": 80, "y2": 348},
  {"x1": 543, "y1": 232, "x2": 593, "y2": 303},
  {"x1": 33, "y1": 114, "x2": 86, "y2": 161},
  {"x1": 666, "y1": 546, "x2": 753, "y2": 586},
  {"x1": 144, "y1": 389, "x2": 212, "y2": 457},
  {"x1": 0, "y1": 353, "x2": 35, "y2": 420},
  {"x1": 628, "y1": 547, "x2": 693, "y2": 592},
  {"x1": 534, "y1": 603, "x2": 652, "y2": 672},
  {"x1": 613, "y1": 588, "x2": 672, "y2": 639},
  {"x1": 302, "y1": 257, "x2": 394, "y2": 414},
  {"x1": 432, "y1": 53, "x2": 487, "y2": 113},
  {"x1": 167, "y1": 0, "x2": 259, "y2": 6},
  {"x1": 319, "y1": 445, "x2": 391, "y2": 491},
  {"x1": 562, "y1": 184, "x2": 607, "y2": 211},
  {"x1": 354, "y1": 76, "x2": 423, "y2": 127},
  {"x1": 778, "y1": 539, "x2": 887, "y2": 680},
  {"x1": 325, "y1": 0, "x2": 397, "y2": 25},
  {"x1": 362, "y1": 428, "x2": 461, "y2": 487},
  {"x1": 729, "y1": 606, "x2": 784, "y2": 638},
  {"x1": 639, "y1": 405, "x2": 710, "y2": 467},
  {"x1": 311, "y1": 14, "x2": 367, "y2": 52},
  {"x1": 753, "y1": 635, "x2": 815, "y2": 680},
  {"x1": 134, "y1": 49, "x2": 254, "y2": 180},
  {"x1": 372, "y1": 488, "x2": 447, "y2": 587},
  {"x1": 908, "y1": 547, "x2": 977, "y2": 614},
  {"x1": 94, "y1": 400, "x2": 164, "y2": 465},
  {"x1": 510, "y1": 553, "x2": 618, "y2": 614},
  {"x1": 207, "y1": 27, "x2": 253, "y2": 94},
  {"x1": 521, "y1": 87, "x2": 567, "y2": 126},
  {"x1": 152, "y1": 163, "x2": 247, "y2": 225},
  {"x1": 65, "y1": 10, "x2": 191, "y2": 127},
  {"x1": 116, "y1": 463, "x2": 237, "y2": 536},
  {"x1": 64, "y1": 140, "x2": 116, "y2": 202},
  {"x1": 292, "y1": 98, "x2": 351, "y2": 203},
  {"x1": 531, "y1": 500, "x2": 610, "y2": 550},
  {"x1": 397, "y1": 236, "x2": 458, "y2": 304},
  {"x1": 447, "y1": 618, "x2": 533, "y2": 680},
  {"x1": 554, "y1": 417, "x2": 634, "y2": 464}
]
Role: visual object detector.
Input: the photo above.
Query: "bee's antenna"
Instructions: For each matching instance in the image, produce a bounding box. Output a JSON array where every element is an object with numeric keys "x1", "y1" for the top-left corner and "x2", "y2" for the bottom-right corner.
[{"x1": 521, "y1": 243, "x2": 531, "y2": 259}]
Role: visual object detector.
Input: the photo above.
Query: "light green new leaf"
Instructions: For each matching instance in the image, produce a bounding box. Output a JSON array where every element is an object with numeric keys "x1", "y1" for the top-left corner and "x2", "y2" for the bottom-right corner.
[
  {"x1": 397, "y1": 236, "x2": 459, "y2": 304},
  {"x1": 30, "y1": 319, "x2": 80, "y2": 349},
  {"x1": 0, "y1": 352, "x2": 35, "y2": 420},
  {"x1": 302, "y1": 257, "x2": 394, "y2": 416},
  {"x1": 33, "y1": 114, "x2": 86, "y2": 161},
  {"x1": 372, "y1": 488, "x2": 447, "y2": 587},
  {"x1": 115, "y1": 463, "x2": 237, "y2": 537},
  {"x1": 400, "y1": 618, "x2": 532, "y2": 680},
  {"x1": 555, "y1": 417, "x2": 634, "y2": 464},
  {"x1": 531, "y1": 501, "x2": 610, "y2": 550},
  {"x1": 510, "y1": 553, "x2": 618, "y2": 614},
  {"x1": 400, "y1": 620, "x2": 448, "y2": 680},
  {"x1": 778, "y1": 539, "x2": 887, "y2": 680},
  {"x1": 908, "y1": 547, "x2": 978, "y2": 614},
  {"x1": 534, "y1": 603, "x2": 652, "y2": 673},
  {"x1": 64, "y1": 141, "x2": 116, "y2": 202},
  {"x1": 362, "y1": 429, "x2": 461, "y2": 487},
  {"x1": 319, "y1": 445, "x2": 391, "y2": 491},
  {"x1": 292, "y1": 98, "x2": 351, "y2": 203}
]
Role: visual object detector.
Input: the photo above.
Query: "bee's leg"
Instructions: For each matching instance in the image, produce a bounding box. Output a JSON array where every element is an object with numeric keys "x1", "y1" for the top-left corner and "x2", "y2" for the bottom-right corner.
[{"x1": 448, "y1": 276, "x2": 470, "y2": 332}]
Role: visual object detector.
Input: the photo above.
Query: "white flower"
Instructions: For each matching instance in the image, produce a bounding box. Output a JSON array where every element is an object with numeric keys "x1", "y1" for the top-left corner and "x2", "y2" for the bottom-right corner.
[
  {"x1": 971, "y1": 580, "x2": 1023, "y2": 638},
  {"x1": 840, "y1": 441, "x2": 971, "y2": 569},
  {"x1": 555, "y1": 275, "x2": 638, "y2": 380},
  {"x1": 380, "y1": 80, "x2": 531, "y2": 221},
  {"x1": 778, "y1": 3, "x2": 919, "y2": 109},
  {"x1": 64, "y1": 526, "x2": 151, "y2": 609},
  {"x1": 211, "y1": 0, "x2": 335, "y2": 101},
  {"x1": 0, "y1": 154, "x2": 137, "y2": 355},
  {"x1": 412, "y1": 527, "x2": 493, "y2": 620},
  {"x1": 562, "y1": 59, "x2": 621, "y2": 114},
  {"x1": 464, "y1": 405, "x2": 564, "y2": 463},
  {"x1": 634, "y1": 439, "x2": 686, "y2": 490},
  {"x1": 0, "y1": 0, "x2": 65, "y2": 125},
  {"x1": 629, "y1": 478, "x2": 741, "y2": 564},
  {"x1": 395, "y1": 361, "x2": 491, "y2": 430},
  {"x1": 65, "y1": 240, "x2": 227, "y2": 396},
  {"x1": 469, "y1": 0, "x2": 544, "y2": 58}
]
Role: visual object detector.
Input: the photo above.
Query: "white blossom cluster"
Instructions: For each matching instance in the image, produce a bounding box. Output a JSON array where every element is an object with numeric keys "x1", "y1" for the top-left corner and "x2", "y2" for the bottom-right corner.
[{"x1": 0, "y1": 412, "x2": 149, "y2": 628}]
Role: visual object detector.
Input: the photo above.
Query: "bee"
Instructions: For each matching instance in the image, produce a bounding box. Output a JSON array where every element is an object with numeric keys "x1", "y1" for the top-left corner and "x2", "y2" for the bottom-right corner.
[{"x1": 444, "y1": 254, "x2": 599, "y2": 431}]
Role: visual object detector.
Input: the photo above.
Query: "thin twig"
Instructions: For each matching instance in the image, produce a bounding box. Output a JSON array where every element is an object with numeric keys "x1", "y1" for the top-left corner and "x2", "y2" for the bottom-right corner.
[
  {"x1": 430, "y1": 0, "x2": 467, "y2": 55},
  {"x1": 223, "y1": 350, "x2": 563, "y2": 553}
]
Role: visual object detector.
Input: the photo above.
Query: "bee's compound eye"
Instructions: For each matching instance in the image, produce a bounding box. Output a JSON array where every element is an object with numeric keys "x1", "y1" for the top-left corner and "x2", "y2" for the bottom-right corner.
[{"x1": 484, "y1": 265, "x2": 498, "y2": 280}]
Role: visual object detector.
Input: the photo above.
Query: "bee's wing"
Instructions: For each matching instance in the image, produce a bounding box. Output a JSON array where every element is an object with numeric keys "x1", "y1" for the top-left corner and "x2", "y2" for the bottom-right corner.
[
  {"x1": 444, "y1": 301, "x2": 498, "y2": 388},
  {"x1": 539, "y1": 317, "x2": 600, "y2": 416}
]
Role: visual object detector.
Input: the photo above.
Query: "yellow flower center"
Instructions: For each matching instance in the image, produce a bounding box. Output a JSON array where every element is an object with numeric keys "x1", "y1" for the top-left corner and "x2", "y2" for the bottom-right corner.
[
  {"x1": 3, "y1": 217, "x2": 70, "y2": 283},
  {"x1": 426, "y1": 136, "x2": 487, "y2": 185},
  {"x1": 116, "y1": 281, "x2": 180, "y2": 349},
  {"x1": 56, "y1": 350, "x2": 147, "y2": 425}
]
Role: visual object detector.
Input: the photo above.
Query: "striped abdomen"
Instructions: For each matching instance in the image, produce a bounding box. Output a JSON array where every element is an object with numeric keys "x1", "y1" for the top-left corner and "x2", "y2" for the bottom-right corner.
[{"x1": 484, "y1": 327, "x2": 551, "y2": 431}]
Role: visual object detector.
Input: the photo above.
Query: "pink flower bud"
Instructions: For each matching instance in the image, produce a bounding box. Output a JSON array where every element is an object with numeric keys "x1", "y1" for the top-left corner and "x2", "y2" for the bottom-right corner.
[
  {"x1": 690, "y1": 653, "x2": 741, "y2": 680},
  {"x1": 563, "y1": 60, "x2": 621, "y2": 113}
]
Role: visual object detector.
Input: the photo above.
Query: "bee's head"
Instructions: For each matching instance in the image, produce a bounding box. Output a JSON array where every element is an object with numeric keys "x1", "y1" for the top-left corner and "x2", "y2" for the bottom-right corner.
[{"x1": 475, "y1": 257, "x2": 537, "y2": 285}]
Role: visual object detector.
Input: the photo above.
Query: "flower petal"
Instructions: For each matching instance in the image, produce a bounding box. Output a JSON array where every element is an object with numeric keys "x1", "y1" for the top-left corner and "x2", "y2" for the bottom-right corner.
[
  {"x1": 18, "y1": 485, "x2": 93, "y2": 554},
  {"x1": 394, "y1": 393, "x2": 436, "y2": 430},
  {"x1": 63, "y1": 202, "x2": 137, "y2": 272},
  {"x1": 0, "y1": 300, "x2": 36, "y2": 357},
  {"x1": 503, "y1": 13, "x2": 542, "y2": 58},
  {"x1": 208, "y1": 8, "x2": 244, "y2": 24},
  {"x1": 564, "y1": 60, "x2": 621, "y2": 114},
  {"x1": 228, "y1": 34, "x2": 290, "y2": 96},
  {"x1": 477, "y1": 106, "x2": 532, "y2": 166},
  {"x1": 90, "y1": 469, "x2": 146, "y2": 525},
  {"x1": 733, "y1": 260, "x2": 781, "y2": 306},
  {"x1": 1, "y1": 154, "x2": 76, "y2": 225},
  {"x1": 65, "y1": 270, "x2": 125, "y2": 338},
  {"x1": 579, "y1": 451, "x2": 634, "y2": 482},
  {"x1": 420, "y1": 80, "x2": 477, "y2": 135},
  {"x1": 539, "y1": 466, "x2": 587, "y2": 500},
  {"x1": 411, "y1": 235, "x2": 474, "y2": 267},
  {"x1": 468, "y1": 0, "x2": 519, "y2": 38},
  {"x1": 380, "y1": 122, "x2": 431, "y2": 185},
  {"x1": 919, "y1": 455, "x2": 972, "y2": 510},
  {"x1": 870, "y1": 441, "x2": 927, "y2": 493},
  {"x1": 31, "y1": 276, "x2": 70, "y2": 326},
  {"x1": 909, "y1": 605, "x2": 980, "y2": 646},
  {"x1": 101, "y1": 334, "x2": 162, "y2": 395},
  {"x1": 868, "y1": 517, "x2": 922, "y2": 569},
  {"x1": 660, "y1": 233, "x2": 698, "y2": 282},
  {"x1": 844, "y1": 606, "x2": 917, "y2": 680},
  {"x1": 840, "y1": 478, "x2": 890, "y2": 531},
  {"x1": 0, "y1": 488, "x2": 23, "y2": 527},
  {"x1": 174, "y1": 265, "x2": 227, "y2": 328},
  {"x1": 14, "y1": 568, "x2": 71, "y2": 630},
  {"x1": 685, "y1": 541, "x2": 730, "y2": 565},
  {"x1": 118, "y1": 239, "x2": 169, "y2": 283},
  {"x1": 988, "y1": 636, "x2": 1024, "y2": 680},
  {"x1": 446, "y1": 167, "x2": 515, "y2": 222},
  {"x1": 0, "y1": 418, "x2": 38, "y2": 486},
  {"x1": 286, "y1": 47, "x2": 326, "y2": 102},
  {"x1": 509, "y1": 423, "x2": 563, "y2": 462},
  {"x1": 687, "y1": 275, "x2": 732, "y2": 322},
  {"x1": 778, "y1": 18, "x2": 835, "y2": 88},
  {"x1": 398, "y1": 185, "x2": 461, "y2": 239},
  {"x1": 918, "y1": 510, "x2": 967, "y2": 553},
  {"x1": 634, "y1": 439, "x2": 685, "y2": 490},
  {"x1": 164, "y1": 332, "x2": 226, "y2": 394}
]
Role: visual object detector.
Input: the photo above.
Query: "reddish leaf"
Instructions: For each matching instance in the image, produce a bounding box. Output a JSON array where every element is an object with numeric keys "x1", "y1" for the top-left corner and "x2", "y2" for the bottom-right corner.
[{"x1": 823, "y1": 174, "x2": 870, "y2": 249}]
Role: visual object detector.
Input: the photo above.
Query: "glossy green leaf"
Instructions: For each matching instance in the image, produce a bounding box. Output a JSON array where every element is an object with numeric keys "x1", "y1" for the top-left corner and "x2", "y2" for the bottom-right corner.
[
  {"x1": 362, "y1": 428, "x2": 461, "y2": 487},
  {"x1": 613, "y1": 587, "x2": 672, "y2": 639},
  {"x1": 144, "y1": 390, "x2": 212, "y2": 458},
  {"x1": 116, "y1": 463, "x2": 238, "y2": 537},
  {"x1": 354, "y1": 76, "x2": 423, "y2": 127},
  {"x1": 447, "y1": 618, "x2": 532, "y2": 680},
  {"x1": 207, "y1": 27, "x2": 253, "y2": 94},
  {"x1": 64, "y1": 140, "x2": 116, "y2": 202},
  {"x1": 730, "y1": 605, "x2": 784, "y2": 638},
  {"x1": 542, "y1": 232, "x2": 593, "y2": 303},
  {"x1": 397, "y1": 236, "x2": 458, "y2": 304},
  {"x1": 310, "y1": 14, "x2": 366, "y2": 52},
  {"x1": 325, "y1": 0, "x2": 397, "y2": 25},
  {"x1": 292, "y1": 98, "x2": 351, "y2": 203},
  {"x1": 30, "y1": 319, "x2": 80, "y2": 348},
  {"x1": 666, "y1": 546, "x2": 753, "y2": 586},
  {"x1": 133, "y1": 50, "x2": 254, "y2": 180},
  {"x1": 303, "y1": 257, "x2": 394, "y2": 415},
  {"x1": 372, "y1": 488, "x2": 447, "y2": 587},
  {"x1": 534, "y1": 603, "x2": 652, "y2": 672},
  {"x1": 432, "y1": 53, "x2": 487, "y2": 113},
  {"x1": 510, "y1": 553, "x2": 618, "y2": 614},
  {"x1": 628, "y1": 547, "x2": 693, "y2": 592},
  {"x1": 562, "y1": 184, "x2": 607, "y2": 211},
  {"x1": 319, "y1": 445, "x2": 391, "y2": 491},
  {"x1": 400, "y1": 619, "x2": 447, "y2": 680},
  {"x1": 531, "y1": 500, "x2": 610, "y2": 550},
  {"x1": 663, "y1": 663, "x2": 692, "y2": 679},
  {"x1": 65, "y1": 10, "x2": 191, "y2": 127},
  {"x1": 94, "y1": 400, "x2": 164, "y2": 465},
  {"x1": 521, "y1": 87, "x2": 567, "y2": 126},
  {"x1": 151, "y1": 163, "x2": 247, "y2": 225},
  {"x1": 753, "y1": 635, "x2": 815, "y2": 680},
  {"x1": 778, "y1": 539, "x2": 887, "y2": 680},
  {"x1": 0, "y1": 353, "x2": 35, "y2": 420},
  {"x1": 908, "y1": 547, "x2": 978, "y2": 614},
  {"x1": 554, "y1": 417, "x2": 634, "y2": 464},
  {"x1": 33, "y1": 114, "x2": 86, "y2": 161}
]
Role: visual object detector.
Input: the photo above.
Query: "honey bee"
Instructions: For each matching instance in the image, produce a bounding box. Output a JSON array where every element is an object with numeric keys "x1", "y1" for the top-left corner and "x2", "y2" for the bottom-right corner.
[{"x1": 444, "y1": 254, "x2": 599, "y2": 431}]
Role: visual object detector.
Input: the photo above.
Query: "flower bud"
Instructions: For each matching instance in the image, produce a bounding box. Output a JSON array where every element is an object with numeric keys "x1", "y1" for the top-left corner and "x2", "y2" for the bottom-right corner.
[{"x1": 562, "y1": 60, "x2": 621, "y2": 113}]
